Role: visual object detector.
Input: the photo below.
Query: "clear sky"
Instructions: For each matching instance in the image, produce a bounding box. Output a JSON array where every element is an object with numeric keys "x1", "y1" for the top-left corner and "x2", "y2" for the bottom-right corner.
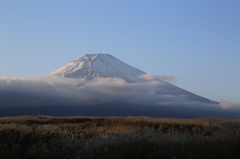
[{"x1": 0, "y1": 0, "x2": 240, "y2": 103}]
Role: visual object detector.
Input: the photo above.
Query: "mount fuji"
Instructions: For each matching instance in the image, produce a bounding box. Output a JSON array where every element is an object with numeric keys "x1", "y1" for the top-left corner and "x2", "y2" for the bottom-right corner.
[
  {"x1": 49, "y1": 53, "x2": 217, "y2": 104},
  {"x1": 2, "y1": 53, "x2": 240, "y2": 118}
]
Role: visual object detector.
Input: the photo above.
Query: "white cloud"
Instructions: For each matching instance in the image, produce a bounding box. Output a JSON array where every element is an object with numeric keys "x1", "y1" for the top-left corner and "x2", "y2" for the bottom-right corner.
[
  {"x1": 159, "y1": 75, "x2": 175, "y2": 82},
  {"x1": 139, "y1": 73, "x2": 159, "y2": 80},
  {"x1": 219, "y1": 101, "x2": 240, "y2": 110}
]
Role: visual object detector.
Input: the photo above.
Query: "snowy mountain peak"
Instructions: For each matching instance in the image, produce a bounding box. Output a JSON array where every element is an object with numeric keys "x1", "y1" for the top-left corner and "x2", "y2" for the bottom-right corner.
[{"x1": 48, "y1": 53, "x2": 146, "y2": 82}]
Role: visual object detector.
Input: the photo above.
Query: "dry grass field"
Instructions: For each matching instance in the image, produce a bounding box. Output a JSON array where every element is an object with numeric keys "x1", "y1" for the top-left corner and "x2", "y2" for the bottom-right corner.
[{"x1": 0, "y1": 116, "x2": 240, "y2": 159}]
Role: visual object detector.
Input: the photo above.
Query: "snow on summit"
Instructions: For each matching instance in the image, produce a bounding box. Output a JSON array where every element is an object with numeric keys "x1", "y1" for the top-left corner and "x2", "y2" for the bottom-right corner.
[{"x1": 49, "y1": 53, "x2": 146, "y2": 82}]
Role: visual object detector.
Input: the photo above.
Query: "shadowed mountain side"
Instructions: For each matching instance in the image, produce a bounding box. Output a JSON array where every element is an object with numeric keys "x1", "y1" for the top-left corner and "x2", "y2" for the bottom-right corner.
[
  {"x1": 155, "y1": 82, "x2": 219, "y2": 104},
  {"x1": 0, "y1": 103, "x2": 239, "y2": 119}
]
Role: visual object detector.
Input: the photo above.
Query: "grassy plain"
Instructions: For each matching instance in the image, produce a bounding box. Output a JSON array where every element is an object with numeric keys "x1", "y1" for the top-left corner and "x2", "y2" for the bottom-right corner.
[{"x1": 0, "y1": 116, "x2": 240, "y2": 159}]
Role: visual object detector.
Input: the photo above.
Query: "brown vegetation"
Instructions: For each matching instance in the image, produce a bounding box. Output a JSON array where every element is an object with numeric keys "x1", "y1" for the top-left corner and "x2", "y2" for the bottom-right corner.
[{"x1": 0, "y1": 116, "x2": 240, "y2": 159}]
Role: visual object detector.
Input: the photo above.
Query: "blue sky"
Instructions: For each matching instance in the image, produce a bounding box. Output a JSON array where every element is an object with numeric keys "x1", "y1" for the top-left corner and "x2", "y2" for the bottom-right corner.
[{"x1": 0, "y1": 0, "x2": 240, "y2": 103}]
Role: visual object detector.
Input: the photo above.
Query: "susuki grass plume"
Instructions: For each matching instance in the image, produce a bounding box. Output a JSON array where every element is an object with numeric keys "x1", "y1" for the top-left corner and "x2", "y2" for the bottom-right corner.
[{"x1": 0, "y1": 116, "x2": 240, "y2": 159}]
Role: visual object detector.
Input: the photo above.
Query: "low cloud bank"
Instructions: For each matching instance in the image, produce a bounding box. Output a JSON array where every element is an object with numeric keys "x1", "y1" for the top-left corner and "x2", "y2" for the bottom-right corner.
[{"x1": 0, "y1": 76, "x2": 239, "y2": 115}]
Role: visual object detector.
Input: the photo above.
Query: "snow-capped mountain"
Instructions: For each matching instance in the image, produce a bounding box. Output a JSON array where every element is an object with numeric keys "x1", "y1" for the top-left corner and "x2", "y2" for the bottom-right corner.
[
  {"x1": 49, "y1": 53, "x2": 218, "y2": 104},
  {"x1": 49, "y1": 53, "x2": 145, "y2": 83}
]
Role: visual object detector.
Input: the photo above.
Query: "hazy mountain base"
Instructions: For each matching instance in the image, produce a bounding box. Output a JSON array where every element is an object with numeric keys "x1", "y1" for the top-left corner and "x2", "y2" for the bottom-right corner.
[
  {"x1": 0, "y1": 116, "x2": 240, "y2": 159},
  {"x1": 0, "y1": 102, "x2": 239, "y2": 119}
]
